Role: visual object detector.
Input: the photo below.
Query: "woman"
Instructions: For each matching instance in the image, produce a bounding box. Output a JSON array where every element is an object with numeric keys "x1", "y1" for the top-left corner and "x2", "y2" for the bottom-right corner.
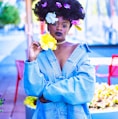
[{"x1": 24, "y1": 0, "x2": 96, "y2": 119}]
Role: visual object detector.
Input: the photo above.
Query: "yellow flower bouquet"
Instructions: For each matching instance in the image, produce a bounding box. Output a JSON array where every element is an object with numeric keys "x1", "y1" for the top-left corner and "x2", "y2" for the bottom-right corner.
[
  {"x1": 24, "y1": 96, "x2": 37, "y2": 109},
  {"x1": 89, "y1": 83, "x2": 118, "y2": 110},
  {"x1": 40, "y1": 33, "x2": 57, "y2": 50},
  {"x1": 24, "y1": 96, "x2": 38, "y2": 119}
]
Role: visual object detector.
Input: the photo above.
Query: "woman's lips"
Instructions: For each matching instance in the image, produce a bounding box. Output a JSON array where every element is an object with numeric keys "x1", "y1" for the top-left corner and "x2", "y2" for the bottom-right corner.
[{"x1": 55, "y1": 32, "x2": 62, "y2": 36}]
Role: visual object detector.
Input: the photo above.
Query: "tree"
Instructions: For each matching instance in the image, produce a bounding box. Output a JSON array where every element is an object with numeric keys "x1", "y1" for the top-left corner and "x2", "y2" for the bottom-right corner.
[{"x1": 0, "y1": 2, "x2": 20, "y2": 27}]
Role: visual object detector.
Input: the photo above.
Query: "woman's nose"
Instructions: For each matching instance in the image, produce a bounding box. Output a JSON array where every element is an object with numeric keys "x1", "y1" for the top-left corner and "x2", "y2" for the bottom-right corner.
[{"x1": 56, "y1": 24, "x2": 62, "y2": 30}]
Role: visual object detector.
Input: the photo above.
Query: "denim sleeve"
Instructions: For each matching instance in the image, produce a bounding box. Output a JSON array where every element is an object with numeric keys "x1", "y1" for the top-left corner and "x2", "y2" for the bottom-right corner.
[
  {"x1": 23, "y1": 60, "x2": 47, "y2": 97},
  {"x1": 43, "y1": 60, "x2": 96, "y2": 105}
]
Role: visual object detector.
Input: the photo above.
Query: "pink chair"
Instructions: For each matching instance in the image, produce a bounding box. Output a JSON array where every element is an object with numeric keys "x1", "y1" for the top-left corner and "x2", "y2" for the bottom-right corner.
[
  {"x1": 10, "y1": 60, "x2": 24, "y2": 118},
  {"x1": 14, "y1": 60, "x2": 24, "y2": 103},
  {"x1": 108, "y1": 55, "x2": 118, "y2": 85},
  {"x1": 96, "y1": 55, "x2": 118, "y2": 85}
]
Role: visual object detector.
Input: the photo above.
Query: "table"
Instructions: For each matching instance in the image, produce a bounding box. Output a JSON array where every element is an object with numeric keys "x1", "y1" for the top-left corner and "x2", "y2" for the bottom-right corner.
[
  {"x1": 90, "y1": 57, "x2": 118, "y2": 85},
  {"x1": 91, "y1": 109, "x2": 118, "y2": 119},
  {"x1": 90, "y1": 57, "x2": 112, "y2": 65}
]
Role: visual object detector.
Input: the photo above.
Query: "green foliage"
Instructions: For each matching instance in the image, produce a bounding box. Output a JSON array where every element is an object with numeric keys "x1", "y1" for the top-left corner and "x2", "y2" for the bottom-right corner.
[{"x1": 0, "y1": 2, "x2": 21, "y2": 26}]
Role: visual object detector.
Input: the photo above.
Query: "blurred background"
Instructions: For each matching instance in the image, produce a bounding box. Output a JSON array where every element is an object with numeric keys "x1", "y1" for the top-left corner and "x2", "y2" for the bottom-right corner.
[
  {"x1": 0, "y1": 0, "x2": 118, "y2": 45},
  {"x1": 0, "y1": 0, "x2": 118, "y2": 119}
]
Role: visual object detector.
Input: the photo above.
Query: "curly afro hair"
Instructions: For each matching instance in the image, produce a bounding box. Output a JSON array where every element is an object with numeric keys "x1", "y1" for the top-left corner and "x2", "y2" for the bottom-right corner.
[{"x1": 34, "y1": 0, "x2": 85, "y2": 22}]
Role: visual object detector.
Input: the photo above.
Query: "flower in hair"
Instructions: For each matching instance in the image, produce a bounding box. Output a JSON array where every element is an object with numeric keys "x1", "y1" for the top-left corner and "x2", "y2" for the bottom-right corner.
[
  {"x1": 56, "y1": 2, "x2": 62, "y2": 8},
  {"x1": 45, "y1": 12, "x2": 58, "y2": 24},
  {"x1": 64, "y1": 3, "x2": 71, "y2": 9},
  {"x1": 40, "y1": 33, "x2": 57, "y2": 50},
  {"x1": 81, "y1": 8, "x2": 85, "y2": 14},
  {"x1": 71, "y1": 20, "x2": 82, "y2": 30},
  {"x1": 41, "y1": 2, "x2": 47, "y2": 8},
  {"x1": 71, "y1": 20, "x2": 80, "y2": 25}
]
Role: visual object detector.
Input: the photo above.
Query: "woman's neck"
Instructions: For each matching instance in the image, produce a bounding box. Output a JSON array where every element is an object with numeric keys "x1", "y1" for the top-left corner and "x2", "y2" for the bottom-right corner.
[{"x1": 57, "y1": 40, "x2": 67, "y2": 45}]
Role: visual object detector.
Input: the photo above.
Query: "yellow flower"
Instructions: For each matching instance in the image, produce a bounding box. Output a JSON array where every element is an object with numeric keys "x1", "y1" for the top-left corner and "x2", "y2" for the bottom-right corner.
[
  {"x1": 75, "y1": 25, "x2": 82, "y2": 31},
  {"x1": 71, "y1": 20, "x2": 82, "y2": 31},
  {"x1": 40, "y1": 33, "x2": 57, "y2": 50},
  {"x1": 24, "y1": 96, "x2": 37, "y2": 109}
]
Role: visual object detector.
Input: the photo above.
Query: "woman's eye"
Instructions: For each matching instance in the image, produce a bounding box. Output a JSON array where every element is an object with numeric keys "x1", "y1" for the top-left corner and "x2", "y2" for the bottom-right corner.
[{"x1": 63, "y1": 24, "x2": 67, "y2": 28}]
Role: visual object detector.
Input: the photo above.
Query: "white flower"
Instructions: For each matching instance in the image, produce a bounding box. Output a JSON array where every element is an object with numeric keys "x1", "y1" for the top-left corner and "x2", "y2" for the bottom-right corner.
[{"x1": 45, "y1": 12, "x2": 58, "y2": 24}]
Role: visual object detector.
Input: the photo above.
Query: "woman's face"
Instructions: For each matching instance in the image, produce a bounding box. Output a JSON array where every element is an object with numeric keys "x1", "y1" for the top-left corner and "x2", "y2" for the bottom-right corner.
[{"x1": 48, "y1": 16, "x2": 71, "y2": 42}]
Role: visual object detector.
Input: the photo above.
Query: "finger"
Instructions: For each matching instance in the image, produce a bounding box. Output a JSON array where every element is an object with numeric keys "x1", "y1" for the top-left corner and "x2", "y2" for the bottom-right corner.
[{"x1": 32, "y1": 41, "x2": 40, "y2": 47}]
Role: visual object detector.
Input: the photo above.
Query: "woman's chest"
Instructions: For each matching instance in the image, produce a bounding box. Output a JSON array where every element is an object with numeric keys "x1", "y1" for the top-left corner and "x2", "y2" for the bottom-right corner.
[
  {"x1": 55, "y1": 50, "x2": 73, "y2": 70},
  {"x1": 54, "y1": 44, "x2": 78, "y2": 69}
]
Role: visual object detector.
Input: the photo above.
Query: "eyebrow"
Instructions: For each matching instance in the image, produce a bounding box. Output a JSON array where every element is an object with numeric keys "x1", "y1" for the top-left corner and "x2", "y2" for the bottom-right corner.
[{"x1": 62, "y1": 21, "x2": 69, "y2": 24}]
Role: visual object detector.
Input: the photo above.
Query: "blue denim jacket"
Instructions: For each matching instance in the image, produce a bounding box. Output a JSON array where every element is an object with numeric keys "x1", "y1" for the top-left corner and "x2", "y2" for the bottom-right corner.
[{"x1": 24, "y1": 44, "x2": 96, "y2": 119}]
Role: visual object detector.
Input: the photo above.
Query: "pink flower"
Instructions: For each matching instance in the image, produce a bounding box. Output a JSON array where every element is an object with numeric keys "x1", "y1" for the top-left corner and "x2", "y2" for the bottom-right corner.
[
  {"x1": 71, "y1": 20, "x2": 80, "y2": 25},
  {"x1": 64, "y1": 3, "x2": 71, "y2": 9},
  {"x1": 41, "y1": 2, "x2": 47, "y2": 8},
  {"x1": 81, "y1": 8, "x2": 85, "y2": 14},
  {"x1": 71, "y1": 20, "x2": 82, "y2": 31},
  {"x1": 56, "y1": 2, "x2": 62, "y2": 8}
]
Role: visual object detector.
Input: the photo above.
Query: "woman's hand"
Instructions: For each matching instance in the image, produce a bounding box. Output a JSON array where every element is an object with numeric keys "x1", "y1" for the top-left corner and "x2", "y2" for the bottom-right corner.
[
  {"x1": 39, "y1": 95, "x2": 51, "y2": 103},
  {"x1": 28, "y1": 41, "x2": 42, "y2": 62}
]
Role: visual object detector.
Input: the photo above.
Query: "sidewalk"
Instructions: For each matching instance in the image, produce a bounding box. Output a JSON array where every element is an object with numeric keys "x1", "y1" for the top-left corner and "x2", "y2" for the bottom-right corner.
[
  {"x1": 0, "y1": 75, "x2": 26, "y2": 119},
  {"x1": 0, "y1": 30, "x2": 27, "y2": 119}
]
